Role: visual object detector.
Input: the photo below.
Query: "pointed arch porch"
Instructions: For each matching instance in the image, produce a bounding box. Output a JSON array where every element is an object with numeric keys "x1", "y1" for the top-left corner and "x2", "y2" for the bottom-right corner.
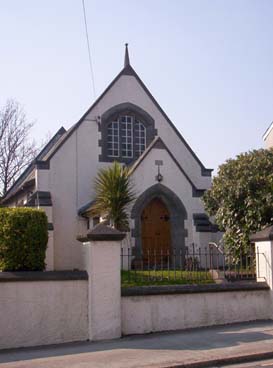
[{"x1": 131, "y1": 184, "x2": 188, "y2": 260}]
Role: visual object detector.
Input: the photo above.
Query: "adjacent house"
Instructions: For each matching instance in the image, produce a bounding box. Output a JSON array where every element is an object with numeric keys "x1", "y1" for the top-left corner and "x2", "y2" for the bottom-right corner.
[
  {"x1": 263, "y1": 122, "x2": 273, "y2": 149},
  {"x1": 1, "y1": 45, "x2": 221, "y2": 270}
]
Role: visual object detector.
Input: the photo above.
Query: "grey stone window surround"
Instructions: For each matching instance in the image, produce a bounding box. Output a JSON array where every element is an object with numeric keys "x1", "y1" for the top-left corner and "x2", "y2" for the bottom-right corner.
[
  {"x1": 131, "y1": 183, "x2": 188, "y2": 265},
  {"x1": 99, "y1": 103, "x2": 157, "y2": 164}
]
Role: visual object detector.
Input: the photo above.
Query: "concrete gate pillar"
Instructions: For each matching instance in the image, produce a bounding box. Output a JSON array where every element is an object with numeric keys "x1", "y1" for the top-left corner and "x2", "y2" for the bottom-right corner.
[
  {"x1": 251, "y1": 225, "x2": 273, "y2": 289},
  {"x1": 79, "y1": 223, "x2": 125, "y2": 341}
]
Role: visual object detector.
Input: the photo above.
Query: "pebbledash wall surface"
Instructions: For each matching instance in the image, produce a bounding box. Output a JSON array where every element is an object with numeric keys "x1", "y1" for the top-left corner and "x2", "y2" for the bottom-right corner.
[
  {"x1": 0, "y1": 224, "x2": 273, "y2": 350},
  {"x1": 0, "y1": 272, "x2": 88, "y2": 349}
]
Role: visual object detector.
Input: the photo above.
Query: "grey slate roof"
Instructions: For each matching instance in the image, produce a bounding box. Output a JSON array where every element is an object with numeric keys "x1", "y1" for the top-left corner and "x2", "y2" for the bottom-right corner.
[
  {"x1": 78, "y1": 200, "x2": 95, "y2": 216},
  {"x1": 1, "y1": 127, "x2": 66, "y2": 204}
]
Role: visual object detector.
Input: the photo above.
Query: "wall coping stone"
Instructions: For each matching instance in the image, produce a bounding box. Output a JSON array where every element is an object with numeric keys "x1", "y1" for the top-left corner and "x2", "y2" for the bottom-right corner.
[
  {"x1": 0, "y1": 270, "x2": 88, "y2": 282},
  {"x1": 250, "y1": 225, "x2": 273, "y2": 242},
  {"x1": 121, "y1": 281, "x2": 269, "y2": 297}
]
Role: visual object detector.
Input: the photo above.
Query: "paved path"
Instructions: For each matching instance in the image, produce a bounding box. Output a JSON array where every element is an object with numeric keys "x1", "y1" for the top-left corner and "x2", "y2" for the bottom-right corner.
[{"x1": 1, "y1": 321, "x2": 273, "y2": 368}]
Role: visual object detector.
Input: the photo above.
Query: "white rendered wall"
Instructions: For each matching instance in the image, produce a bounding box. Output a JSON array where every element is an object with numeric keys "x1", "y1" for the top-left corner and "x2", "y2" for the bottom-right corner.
[
  {"x1": 40, "y1": 206, "x2": 54, "y2": 270},
  {"x1": 36, "y1": 169, "x2": 50, "y2": 191},
  {"x1": 130, "y1": 147, "x2": 210, "y2": 249},
  {"x1": 0, "y1": 280, "x2": 88, "y2": 349},
  {"x1": 84, "y1": 241, "x2": 122, "y2": 341},
  {"x1": 90, "y1": 74, "x2": 212, "y2": 188},
  {"x1": 43, "y1": 72, "x2": 213, "y2": 270},
  {"x1": 255, "y1": 241, "x2": 273, "y2": 288},
  {"x1": 45, "y1": 231, "x2": 54, "y2": 270},
  {"x1": 264, "y1": 129, "x2": 273, "y2": 149},
  {"x1": 121, "y1": 290, "x2": 272, "y2": 335},
  {"x1": 45, "y1": 120, "x2": 100, "y2": 270}
]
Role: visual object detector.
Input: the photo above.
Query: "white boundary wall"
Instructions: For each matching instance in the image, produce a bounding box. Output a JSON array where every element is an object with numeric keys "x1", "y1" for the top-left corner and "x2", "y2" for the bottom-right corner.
[
  {"x1": 255, "y1": 241, "x2": 273, "y2": 288},
  {"x1": 84, "y1": 240, "x2": 122, "y2": 341},
  {"x1": 1, "y1": 226, "x2": 273, "y2": 350},
  {"x1": 122, "y1": 289, "x2": 272, "y2": 335},
  {"x1": 0, "y1": 279, "x2": 88, "y2": 349}
]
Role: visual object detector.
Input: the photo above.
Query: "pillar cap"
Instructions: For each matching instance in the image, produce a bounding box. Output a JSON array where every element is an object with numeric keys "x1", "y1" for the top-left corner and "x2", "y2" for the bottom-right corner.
[
  {"x1": 250, "y1": 225, "x2": 273, "y2": 242},
  {"x1": 77, "y1": 222, "x2": 126, "y2": 242}
]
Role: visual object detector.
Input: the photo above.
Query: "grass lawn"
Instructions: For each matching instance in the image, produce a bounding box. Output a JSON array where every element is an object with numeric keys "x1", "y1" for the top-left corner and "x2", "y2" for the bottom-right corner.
[{"x1": 121, "y1": 270, "x2": 214, "y2": 287}]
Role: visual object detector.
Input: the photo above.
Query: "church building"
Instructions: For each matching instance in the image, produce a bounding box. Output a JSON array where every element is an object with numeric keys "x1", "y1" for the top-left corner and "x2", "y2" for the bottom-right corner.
[{"x1": 1, "y1": 45, "x2": 220, "y2": 271}]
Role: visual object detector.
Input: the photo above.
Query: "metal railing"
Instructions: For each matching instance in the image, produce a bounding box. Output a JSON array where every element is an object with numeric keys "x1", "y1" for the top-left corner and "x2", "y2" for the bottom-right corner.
[{"x1": 121, "y1": 245, "x2": 258, "y2": 286}]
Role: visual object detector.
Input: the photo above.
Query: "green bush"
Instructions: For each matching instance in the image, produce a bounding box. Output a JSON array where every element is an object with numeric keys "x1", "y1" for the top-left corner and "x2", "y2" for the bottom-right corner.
[{"x1": 0, "y1": 208, "x2": 48, "y2": 271}]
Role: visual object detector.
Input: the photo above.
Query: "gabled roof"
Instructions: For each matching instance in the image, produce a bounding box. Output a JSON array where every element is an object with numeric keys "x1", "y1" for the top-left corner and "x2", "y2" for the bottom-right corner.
[
  {"x1": 263, "y1": 122, "x2": 273, "y2": 141},
  {"x1": 78, "y1": 200, "x2": 95, "y2": 217},
  {"x1": 40, "y1": 46, "x2": 212, "y2": 175},
  {"x1": 78, "y1": 135, "x2": 208, "y2": 218},
  {"x1": 129, "y1": 136, "x2": 206, "y2": 197},
  {"x1": 2, "y1": 46, "x2": 212, "y2": 204},
  {"x1": 1, "y1": 127, "x2": 66, "y2": 204}
]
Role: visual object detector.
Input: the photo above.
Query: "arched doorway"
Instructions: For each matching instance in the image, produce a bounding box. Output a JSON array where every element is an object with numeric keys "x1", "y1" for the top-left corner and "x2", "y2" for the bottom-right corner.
[
  {"x1": 141, "y1": 198, "x2": 171, "y2": 254},
  {"x1": 131, "y1": 184, "x2": 188, "y2": 265}
]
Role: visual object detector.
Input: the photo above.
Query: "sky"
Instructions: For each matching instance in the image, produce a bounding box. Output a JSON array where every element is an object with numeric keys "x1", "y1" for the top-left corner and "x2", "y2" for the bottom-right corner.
[{"x1": 1, "y1": 0, "x2": 273, "y2": 172}]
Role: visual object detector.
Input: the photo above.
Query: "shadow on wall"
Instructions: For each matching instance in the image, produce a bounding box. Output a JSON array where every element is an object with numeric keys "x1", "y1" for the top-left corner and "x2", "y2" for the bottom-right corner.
[{"x1": 1, "y1": 320, "x2": 273, "y2": 364}]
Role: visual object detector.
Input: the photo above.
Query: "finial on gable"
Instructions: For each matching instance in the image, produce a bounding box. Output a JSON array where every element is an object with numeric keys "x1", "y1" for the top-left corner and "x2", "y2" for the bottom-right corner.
[{"x1": 124, "y1": 43, "x2": 130, "y2": 67}]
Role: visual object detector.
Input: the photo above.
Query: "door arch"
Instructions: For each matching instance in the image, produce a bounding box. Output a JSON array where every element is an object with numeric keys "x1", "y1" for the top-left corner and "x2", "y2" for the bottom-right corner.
[
  {"x1": 141, "y1": 198, "x2": 171, "y2": 254},
  {"x1": 131, "y1": 184, "x2": 188, "y2": 261}
]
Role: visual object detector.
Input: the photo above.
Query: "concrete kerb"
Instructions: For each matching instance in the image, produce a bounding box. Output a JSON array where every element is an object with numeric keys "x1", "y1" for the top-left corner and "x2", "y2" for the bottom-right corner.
[
  {"x1": 2, "y1": 345, "x2": 273, "y2": 368},
  {"x1": 159, "y1": 352, "x2": 273, "y2": 368}
]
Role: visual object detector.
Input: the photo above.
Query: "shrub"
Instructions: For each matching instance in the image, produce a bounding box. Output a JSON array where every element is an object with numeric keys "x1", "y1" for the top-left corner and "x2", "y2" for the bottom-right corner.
[
  {"x1": 203, "y1": 148, "x2": 273, "y2": 253},
  {"x1": 0, "y1": 208, "x2": 48, "y2": 271}
]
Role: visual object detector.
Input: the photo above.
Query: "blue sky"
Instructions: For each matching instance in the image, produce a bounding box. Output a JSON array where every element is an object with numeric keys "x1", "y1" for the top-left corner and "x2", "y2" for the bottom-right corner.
[{"x1": 1, "y1": 0, "x2": 272, "y2": 172}]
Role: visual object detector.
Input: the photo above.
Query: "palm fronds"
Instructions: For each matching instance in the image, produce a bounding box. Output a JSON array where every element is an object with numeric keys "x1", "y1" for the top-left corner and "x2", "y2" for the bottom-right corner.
[{"x1": 90, "y1": 162, "x2": 136, "y2": 231}]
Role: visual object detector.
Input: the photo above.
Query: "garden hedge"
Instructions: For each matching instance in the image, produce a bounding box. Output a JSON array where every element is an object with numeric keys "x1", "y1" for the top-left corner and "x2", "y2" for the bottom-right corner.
[{"x1": 0, "y1": 208, "x2": 48, "y2": 271}]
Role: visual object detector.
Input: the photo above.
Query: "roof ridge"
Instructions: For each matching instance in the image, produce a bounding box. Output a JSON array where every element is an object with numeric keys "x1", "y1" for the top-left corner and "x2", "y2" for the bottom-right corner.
[{"x1": 42, "y1": 63, "x2": 212, "y2": 175}]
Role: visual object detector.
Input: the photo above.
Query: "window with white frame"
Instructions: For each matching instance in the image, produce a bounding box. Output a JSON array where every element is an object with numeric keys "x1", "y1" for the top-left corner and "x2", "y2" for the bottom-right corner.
[
  {"x1": 107, "y1": 121, "x2": 119, "y2": 157},
  {"x1": 121, "y1": 116, "x2": 133, "y2": 158},
  {"x1": 106, "y1": 114, "x2": 147, "y2": 159},
  {"x1": 135, "y1": 119, "x2": 146, "y2": 158}
]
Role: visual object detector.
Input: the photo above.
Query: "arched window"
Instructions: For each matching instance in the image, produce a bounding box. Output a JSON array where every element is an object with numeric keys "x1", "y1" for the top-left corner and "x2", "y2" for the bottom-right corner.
[
  {"x1": 107, "y1": 121, "x2": 119, "y2": 157},
  {"x1": 106, "y1": 115, "x2": 147, "y2": 160},
  {"x1": 121, "y1": 116, "x2": 133, "y2": 158},
  {"x1": 135, "y1": 120, "x2": 146, "y2": 158},
  {"x1": 101, "y1": 104, "x2": 157, "y2": 163}
]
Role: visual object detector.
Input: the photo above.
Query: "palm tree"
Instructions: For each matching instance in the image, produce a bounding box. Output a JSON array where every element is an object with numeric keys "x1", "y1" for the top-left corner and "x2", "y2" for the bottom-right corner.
[{"x1": 90, "y1": 162, "x2": 136, "y2": 231}]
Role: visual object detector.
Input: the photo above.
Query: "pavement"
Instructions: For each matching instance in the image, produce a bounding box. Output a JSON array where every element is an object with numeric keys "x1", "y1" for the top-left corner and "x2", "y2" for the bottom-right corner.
[
  {"x1": 1, "y1": 320, "x2": 273, "y2": 368},
  {"x1": 223, "y1": 358, "x2": 273, "y2": 368}
]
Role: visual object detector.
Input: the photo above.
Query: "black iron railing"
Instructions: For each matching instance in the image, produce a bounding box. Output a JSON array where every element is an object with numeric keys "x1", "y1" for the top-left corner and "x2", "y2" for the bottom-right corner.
[{"x1": 121, "y1": 245, "x2": 259, "y2": 287}]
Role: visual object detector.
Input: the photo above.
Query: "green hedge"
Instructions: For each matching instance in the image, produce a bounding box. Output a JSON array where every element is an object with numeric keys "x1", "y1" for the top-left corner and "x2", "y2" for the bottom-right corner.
[{"x1": 0, "y1": 208, "x2": 48, "y2": 271}]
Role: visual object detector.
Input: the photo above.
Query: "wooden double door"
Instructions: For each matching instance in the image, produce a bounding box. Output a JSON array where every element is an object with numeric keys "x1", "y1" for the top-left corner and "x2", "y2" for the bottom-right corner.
[{"x1": 141, "y1": 198, "x2": 171, "y2": 256}]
